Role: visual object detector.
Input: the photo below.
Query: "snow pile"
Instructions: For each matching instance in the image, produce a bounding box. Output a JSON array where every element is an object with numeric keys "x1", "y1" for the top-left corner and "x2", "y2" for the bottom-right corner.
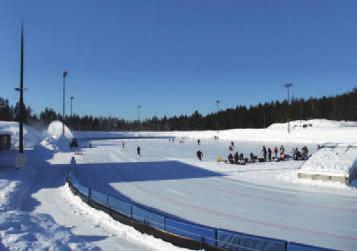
[
  {"x1": 300, "y1": 145, "x2": 357, "y2": 177},
  {"x1": 0, "y1": 211, "x2": 98, "y2": 250},
  {"x1": 0, "y1": 121, "x2": 44, "y2": 148},
  {"x1": 48, "y1": 120, "x2": 73, "y2": 140},
  {"x1": 41, "y1": 135, "x2": 71, "y2": 151},
  {"x1": 268, "y1": 119, "x2": 357, "y2": 129}
]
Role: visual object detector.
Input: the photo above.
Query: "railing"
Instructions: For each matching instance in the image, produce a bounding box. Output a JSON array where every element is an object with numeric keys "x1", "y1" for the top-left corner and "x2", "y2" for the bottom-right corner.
[{"x1": 66, "y1": 165, "x2": 336, "y2": 251}]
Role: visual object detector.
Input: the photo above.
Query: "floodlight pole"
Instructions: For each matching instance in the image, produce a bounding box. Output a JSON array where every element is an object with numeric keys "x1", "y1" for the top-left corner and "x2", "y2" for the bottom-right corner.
[
  {"x1": 284, "y1": 82, "x2": 293, "y2": 134},
  {"x1": 62, "y1": 71, "x2": 68, "y2": 136},
  {"x1": 16, "y1": 23, "x2": 25, "y2": 153},
  {"x1": 70, "y1": 96, "x2": 74, "y2": 117},
  {"x1": 216, "y1": 99, "x2": 220, "y2": 135}
]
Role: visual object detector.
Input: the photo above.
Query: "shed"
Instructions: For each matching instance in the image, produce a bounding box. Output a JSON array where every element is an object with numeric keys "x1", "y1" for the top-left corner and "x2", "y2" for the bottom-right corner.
[{"x1": 0, "y1": 133, "x2": 11, "y2": 151}]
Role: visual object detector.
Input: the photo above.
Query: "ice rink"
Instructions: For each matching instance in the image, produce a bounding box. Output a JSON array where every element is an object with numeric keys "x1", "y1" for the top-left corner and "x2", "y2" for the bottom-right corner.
[{"x1": 73, "y1": 138, "x2": 357, "y2": 251}]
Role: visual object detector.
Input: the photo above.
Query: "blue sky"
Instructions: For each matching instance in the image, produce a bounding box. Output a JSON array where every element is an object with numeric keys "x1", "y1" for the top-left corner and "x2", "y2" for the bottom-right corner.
[{"x1": 1, "y1": 0, "x2": 357, "y2": 120}]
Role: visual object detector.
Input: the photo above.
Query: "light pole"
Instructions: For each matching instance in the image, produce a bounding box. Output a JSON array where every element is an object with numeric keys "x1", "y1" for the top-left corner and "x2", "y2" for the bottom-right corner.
[
  {"x1": 15, "y1": 23, "x2": 25, "y2": 153},
  {"x1": 62, "y1": 71, "x2": 68, "y2": 136},
  {"x1": 137, "y1": 105, "x2": 142, "y2": 132},
  {"x1": 70, "y1": 96, "x2": 74, "y2": 117},
  {"x1": 284, "y1": 82, "x2": 293, "y2": 134},
  {"x1": 216, "y1": 100, "x2": 220, "y2": 137}
]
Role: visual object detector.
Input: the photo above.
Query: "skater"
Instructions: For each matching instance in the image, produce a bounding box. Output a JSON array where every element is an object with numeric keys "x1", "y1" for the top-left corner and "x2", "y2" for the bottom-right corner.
[
  {"x1": 196, "y1": 150, "x2": 203, "y2": 161},
  {"x1": 70, "y1": 156, "x2": 76, "y2": 166},
  {"x1": 262, "y1": 146, "x2": 267, "y2": 162},
  {"x1": 280, "y1": 145, "x2": 285, "y2": 160},
  {"x1": 268, "y1": 147, "x2": 272, "y2": 161},
  {"x1": 197, "y1": 139, "x2": 201, "y2": 145},
  {"x1": 274, "y1": 146, "x2": 279, "y2": 159},
  {"x1": 228, "y1": 153, "x2": 234, "y2": 164},
  {"x1": 89, "y1": 142, "x2": 92, "y2": 148},
  {"x1": 122, "y1": 142, "x2": 125, "y2": 148},
  {"x1": 137, "y1": 146, "x2": 141, "y2": 156},
  {"x1": 302, "y1": 146, "x2": 309, "y2": 160},
  {"x1": 250, "y1": 152, "x2": 256, "y2": 162},
  {"x1": 239, "y1": 153, "x2": 244, "y2": 163},
  {"x1": 234, "y1": 151, "x2": 239, "y2": 164}
]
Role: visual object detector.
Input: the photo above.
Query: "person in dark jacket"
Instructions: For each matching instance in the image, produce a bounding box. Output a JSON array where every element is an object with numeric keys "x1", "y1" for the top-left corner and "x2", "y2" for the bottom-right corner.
[
  {"x1": 234, "y1": 152, "x2": 239, "y2": 164},
  {"x1": 137, "y1": 146, "x2": 141, "y2": 156},
  {"x1": 268, "y1": 147, "x2": 272, "y2": 161},
  {"x1": 196, "y1": 150, "x2": 203, "y2": 161},
  {"x1": 228, "y1": 153, "x2": 234, "y2": 164},
  {"x1": 262, "y1": 146, "x2": 267, "y2": 161}
]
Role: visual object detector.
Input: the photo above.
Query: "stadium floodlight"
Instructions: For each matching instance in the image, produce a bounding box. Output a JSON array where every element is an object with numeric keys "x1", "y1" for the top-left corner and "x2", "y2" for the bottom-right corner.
[
  {"x1": 62, "y1": 71, "x2": 68, "y2": 136},
  {"x1": 284, "y1": 82, "x2": 293, "y2": 134}
]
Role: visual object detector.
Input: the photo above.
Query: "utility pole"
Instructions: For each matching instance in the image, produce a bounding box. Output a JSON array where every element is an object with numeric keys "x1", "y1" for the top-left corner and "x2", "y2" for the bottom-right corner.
[
  {"x1": 137, "y1": 105, "x2": 142, "y2": 132},
  {"x1": 70, "y1": 96, "x2": 74, "y2": 117},
  {"x1": 62, "y1": 71, "x2": 68, "y2": 136},
  {"x1": 216, "y1": 100, "x2": 220, "y2": 138},
  {"x1": 15, "y1": 23, "x2": 25, "y2": 153},
  {"x1": 284, "y1": 82, "x2": 293, "y2": 134}
]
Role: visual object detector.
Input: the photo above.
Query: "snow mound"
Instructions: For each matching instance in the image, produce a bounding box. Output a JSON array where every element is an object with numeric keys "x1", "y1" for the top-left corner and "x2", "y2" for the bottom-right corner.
[
  {"x1": 41, "y1": 135, "x2": 71, "y2": 151},
  {"x1": 0, "y1": 211, "x2": 98, "y2": 250},
  {"x1": 268, "y1": 119, "x2": 357, "y2": 129},
  {"x1": 0, "y1": 121, "x2": 44, "y2": 148},
  {"x1": 300, "y1": 145, "x2": 357, "y2": 176},
  {"x1": 48, "y1": 121, "x2": 73, "y2": 140}
]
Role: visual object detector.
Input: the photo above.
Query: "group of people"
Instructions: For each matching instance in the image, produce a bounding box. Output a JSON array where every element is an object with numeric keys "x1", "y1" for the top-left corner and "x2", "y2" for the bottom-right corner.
[{"x1": 195, "y1": 139, "x2": 310, "y2": 165}]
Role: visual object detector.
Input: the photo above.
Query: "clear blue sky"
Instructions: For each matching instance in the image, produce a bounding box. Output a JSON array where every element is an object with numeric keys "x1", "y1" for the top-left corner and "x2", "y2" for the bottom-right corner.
[{"x1": 1, "y1": 0, "x2": 357, "y2": 120}]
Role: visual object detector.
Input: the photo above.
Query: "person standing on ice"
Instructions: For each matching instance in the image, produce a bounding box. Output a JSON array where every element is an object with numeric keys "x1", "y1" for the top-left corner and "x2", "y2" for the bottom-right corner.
[
  {"x1": 122, "y1": 142, "x2": 125, "y2": 148},
  {"x1": 268, "y1": 147, "x2": 272, "y2": 161},
  {"x1": 274, "y1": 146, "x2": 279, "y2": 159},
  {"x1": 137, "y1": 146, "x2": 141, "y2": 156},
  {"x1": 234, "y1": 151, "x2": 239, "y2": 164},
  {"x1": 197, "y1": 139, "x2": 201, "y2": 145},
  {"x1": 70, "y1": 156, "x2": 76, "y2": 166},
  {"x1": 196, "y1": 150, "x2": 203, "y2": 161},
  {"x1": 262, "y1": 146, "x2": 267, "y2": 161}
]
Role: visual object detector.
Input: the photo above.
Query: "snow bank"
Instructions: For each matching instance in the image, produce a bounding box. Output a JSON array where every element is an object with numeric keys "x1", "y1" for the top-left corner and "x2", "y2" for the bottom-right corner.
[
  {"x1": 0, "y1": 121, "x2": 44, "y2": 148},
  {"x1": 268, "y1": 119, "x2": 357, "y2": 129},
  {"x1": 48, "y1": 120, "x2": 73, "y2": 140},
  {"x1": 73, "y1": 119, "x2": 357, "y2": 145},
  {"x1": 300, "y1": 145, "x2": 357, "y2": 177},
  {"x1": 0, "y1": 211, "x2": 98, "y2": 250}
]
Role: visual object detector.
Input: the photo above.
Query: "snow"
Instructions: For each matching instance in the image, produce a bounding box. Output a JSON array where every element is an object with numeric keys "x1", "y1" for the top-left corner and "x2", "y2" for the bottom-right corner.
[
  {"x1": 0, "y1": 121, "x2": 44, "y2": 149},
  {"x1": 73, "y1": 138, "x2": 357, "y2": 251},
  {"x1": 48, "y1": 120, "x2": 73, "y2": 140},
  {"x1": 2, "y1": 119, "x2": 357, "y2": 250},
  {"x1": 299, "y1": 145, "x2": 357, "y2": 176},
  {"x1": 74, "y1": 119, "x2": 357, "y2": 144},
  {"x1": 0, "y1": 121, "x2": 190, "y2": 251}
]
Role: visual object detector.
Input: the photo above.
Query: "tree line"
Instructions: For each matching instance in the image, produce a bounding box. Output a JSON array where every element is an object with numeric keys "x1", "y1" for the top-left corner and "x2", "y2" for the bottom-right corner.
[{"x1": 1, "y1": 88, "x2": 357, "y2": 131}]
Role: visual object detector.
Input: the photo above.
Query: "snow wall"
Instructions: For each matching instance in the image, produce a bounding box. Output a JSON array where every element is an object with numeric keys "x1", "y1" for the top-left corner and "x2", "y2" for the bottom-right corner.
[{"x1": 67, "y1": 166, "x2": 335, "y2": 251}]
